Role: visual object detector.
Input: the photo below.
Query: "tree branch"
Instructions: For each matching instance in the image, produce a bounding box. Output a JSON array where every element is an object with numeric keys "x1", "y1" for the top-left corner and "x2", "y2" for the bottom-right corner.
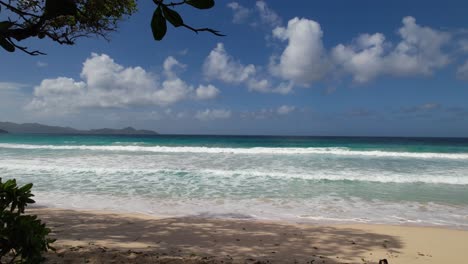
[
  {"x1": 0, "y1": 0, "x2": 42, "y2": 19},
  {"x1": 182, "y1": 23, "x2": 225, "y2": 37},
  {"x1": 10, "y1": 41, "x2": 46, "y2": 55}
]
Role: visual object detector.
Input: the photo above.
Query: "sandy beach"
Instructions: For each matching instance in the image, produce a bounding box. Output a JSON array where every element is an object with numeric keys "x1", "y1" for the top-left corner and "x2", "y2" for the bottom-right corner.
[{"x1": 30, "y1": 208, "x2": 468, "y2": 264}]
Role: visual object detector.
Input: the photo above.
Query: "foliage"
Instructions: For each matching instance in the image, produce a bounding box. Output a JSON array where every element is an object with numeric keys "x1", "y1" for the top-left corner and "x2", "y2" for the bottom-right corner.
[
  {"x1": 0, "y1": 0, "x2": 222, "y2": 55},
  {"x1": 0, "y1": 178, "x2": 55, "y2": 263}
]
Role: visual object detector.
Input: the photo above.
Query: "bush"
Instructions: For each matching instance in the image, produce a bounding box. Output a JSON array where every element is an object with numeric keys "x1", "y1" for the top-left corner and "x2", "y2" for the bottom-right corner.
[{"x1": 0, "y1": 178, "x2": 55, "y2": 263}]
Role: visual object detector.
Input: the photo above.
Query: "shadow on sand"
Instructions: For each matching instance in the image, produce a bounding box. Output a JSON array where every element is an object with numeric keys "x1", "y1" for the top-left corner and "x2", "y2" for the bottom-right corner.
[{"x1": 32, "y1": 209, "x2": 402, "y2": 263}]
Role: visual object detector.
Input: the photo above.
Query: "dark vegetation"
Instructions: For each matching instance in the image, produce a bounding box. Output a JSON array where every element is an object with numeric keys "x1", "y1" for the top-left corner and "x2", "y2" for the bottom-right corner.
[
  {"x1": 0, "y1": 0, "x2": 221, "y2": 55},
  {"x1": 0, "y1": 178, "x2": 55, "y2": 263}
]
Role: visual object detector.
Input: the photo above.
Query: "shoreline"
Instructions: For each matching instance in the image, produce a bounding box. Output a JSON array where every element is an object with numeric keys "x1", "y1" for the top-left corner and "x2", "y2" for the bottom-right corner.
[
  {"x1": 31, "y1": 204, "x2": 468, "y2": 231},
  {"x1": 31, "y1": 208, "x2": 468, "y2": 263}
]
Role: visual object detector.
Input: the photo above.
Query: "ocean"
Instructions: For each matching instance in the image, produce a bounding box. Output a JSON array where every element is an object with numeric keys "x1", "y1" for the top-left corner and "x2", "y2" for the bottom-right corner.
[{"x1": 1, "y1": 134, "x2": 467, "y2": 228}]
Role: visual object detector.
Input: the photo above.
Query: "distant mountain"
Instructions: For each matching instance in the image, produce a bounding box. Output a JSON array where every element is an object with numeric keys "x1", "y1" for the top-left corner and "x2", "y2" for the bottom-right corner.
[
  {"x1": 0, "y1": 129, "x2": 8, "y2": 134},
  {"x1": 0, "y1": 122, "x2": 158, "y2": 135}
]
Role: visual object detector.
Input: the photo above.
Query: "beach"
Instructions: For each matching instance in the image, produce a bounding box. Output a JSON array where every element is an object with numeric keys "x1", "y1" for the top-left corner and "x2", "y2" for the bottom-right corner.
[{"x1": 33, "y1": 208, "x2": 468, "y2": 264}]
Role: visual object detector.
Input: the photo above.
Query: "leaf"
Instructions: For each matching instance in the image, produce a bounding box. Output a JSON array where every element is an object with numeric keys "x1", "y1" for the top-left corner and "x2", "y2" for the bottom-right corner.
[
  {"x1": 186, "y1": 0, "x2": 215, "y2": 9},
  {"x1": 45, "y1": 0, "x2": 77, "y2": 18},
  {"x1": 4, "y1": 179, "x2": 16, "y2": 189},
  {"x1": 151, "y1": 6, "x2": 167, "y2": 41},
  {"x1": 162, "y1": 6, "x2": 183, "y2": 27},
  {"x1": 19, "y1": 183, "x2": 33, "y2": 193},
  {"x1": 0, "y1": 21, "x2": 13, "y2": 33}
]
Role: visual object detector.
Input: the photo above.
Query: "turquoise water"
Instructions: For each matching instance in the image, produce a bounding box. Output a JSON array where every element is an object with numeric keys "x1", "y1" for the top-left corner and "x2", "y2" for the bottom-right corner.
[{"x1": 1, "y1": 134, "x2": 467, "y2": 228}]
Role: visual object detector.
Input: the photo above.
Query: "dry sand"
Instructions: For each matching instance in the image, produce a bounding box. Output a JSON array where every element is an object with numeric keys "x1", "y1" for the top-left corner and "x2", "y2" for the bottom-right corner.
[{"x1": 30, "y1": 208, "x2": 468, "y2": 264}]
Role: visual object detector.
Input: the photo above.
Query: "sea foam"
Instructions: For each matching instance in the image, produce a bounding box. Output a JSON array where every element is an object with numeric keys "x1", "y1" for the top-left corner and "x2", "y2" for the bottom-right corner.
[{"x1": 0, "y1": 143, "x2": 467, "y2": 160}]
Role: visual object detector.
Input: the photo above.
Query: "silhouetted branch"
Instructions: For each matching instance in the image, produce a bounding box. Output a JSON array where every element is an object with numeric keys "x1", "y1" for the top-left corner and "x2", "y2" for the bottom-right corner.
[{"x1": 182, "y1": 23, "x2": 225, "y2": 36}]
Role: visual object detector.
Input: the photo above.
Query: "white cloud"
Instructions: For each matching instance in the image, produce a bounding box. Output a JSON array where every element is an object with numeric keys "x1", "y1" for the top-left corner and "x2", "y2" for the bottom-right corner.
[
  {"x1": 332, "y1": 17, "x2": 451, "y2": 83},
  {"x1": 386, "y1": 17, "x2": 450, "y2": 75},
  {"x1": 36, "y1": 61, "x2": 48, "y2": 67},
  {"x1": 0, "y1": 82, "x2": 28, "y2": 90},
  {"x1": 271, "y1": 17, "x2": 329, "y2": 86},
  {"x1": 156, "y1": 78, "x2": 192, "y2": 106},
  {"x1": 203, "y1": 43, "x2": 256, "y2": 83},
  {"x1": 227, "y1": 2, "x2": 251, "y2": 24},
  {"x1": 241, "y1": 105, "x2": 298, "y2": 119},
  {"x1": 227, "y1": 1, "x2": 281, "y2": 28},
  {"x1": 28, "y1": 54, "x2": 217, "y2": 113},
  {"x1": 195, "y1": 109, "x2": 231, "y2": 121},
  {"x1": 246, "y1": 78, "x2": 294, "y2": 94},
  {"x1": 456, "y1": 60, "x2": 468, "y2": 80},
  {"x1": 332, "y1": 33, "x2": 387, "y2": 83},
  {"x1": 195, "y1": 84, "x2": 220, "y2": 100},
  {"x1": 255, "y1": 1, "x2": 282, "y2": 28},
  {"x1": 163, "y1": 56, "x2": 186, "y2": 77},
  {"x1": 204, "y1": 43, "x2": 295, "y2": 94},
  {"x1": 277, "y1": 105, "x2": 296, "y2": 115}
]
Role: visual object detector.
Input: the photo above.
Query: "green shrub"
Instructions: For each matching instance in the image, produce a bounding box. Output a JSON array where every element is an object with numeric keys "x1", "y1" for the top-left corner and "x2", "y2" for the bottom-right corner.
[{"x1": 0, "y1": 178, "x2": 55, "y2": 263}]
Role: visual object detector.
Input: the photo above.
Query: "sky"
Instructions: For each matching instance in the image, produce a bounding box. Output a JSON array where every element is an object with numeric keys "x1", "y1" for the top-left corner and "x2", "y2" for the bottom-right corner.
[{"x1": 1, "y1": 0, "x2": 468, "y2": 137}]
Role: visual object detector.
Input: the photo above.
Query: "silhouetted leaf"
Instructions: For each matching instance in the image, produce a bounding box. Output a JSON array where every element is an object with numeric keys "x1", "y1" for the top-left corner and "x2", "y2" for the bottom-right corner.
[
  {"x1": 45, "y1": 0, "x2": 78, "y2": 18},
  {"x1": 162, "y1": 6, "x2": 183, "y2": 27},
  {"x1": 151, "y1": 6, "x2": 167, "y2": 40},
  {"x1": 0, "y1": 21, "x2": 13, "y2": 33},
  {"x1": 186, "y1": 0, "x2": 215, "y2": 9}
]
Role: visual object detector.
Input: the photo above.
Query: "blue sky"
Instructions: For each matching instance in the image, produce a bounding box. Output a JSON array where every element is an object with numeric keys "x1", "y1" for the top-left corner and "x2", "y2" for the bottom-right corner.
[{"x1": 1, "y1": 0, "x2": 468, "y2": 136}]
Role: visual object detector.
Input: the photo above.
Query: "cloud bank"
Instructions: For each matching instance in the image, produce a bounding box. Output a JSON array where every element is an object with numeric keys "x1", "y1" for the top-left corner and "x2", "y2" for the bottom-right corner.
[{"x1": 28, "y1": 54, "x2": 219, "y2": 113}]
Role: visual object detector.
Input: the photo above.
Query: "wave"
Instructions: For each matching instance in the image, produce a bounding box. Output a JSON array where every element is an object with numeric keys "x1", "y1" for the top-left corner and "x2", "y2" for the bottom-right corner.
[
  {"x1": 2, "y1": 164, "x2": 468, "y2": 185},
  {"x1": 0, "y1": 143, "x2": 468, "y2": 160}
]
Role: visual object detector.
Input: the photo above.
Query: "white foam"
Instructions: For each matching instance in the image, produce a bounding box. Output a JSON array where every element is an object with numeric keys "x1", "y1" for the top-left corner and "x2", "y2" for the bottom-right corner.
[
  {"x1": 2, "y1": 154, "x2": 468, "y2": 185},
  {"x1": 1, "y1": 143, "x2": 467, "y2": 160},
  {"x1": 32, "y1": 192, "x2": 468, "y2": 229}
]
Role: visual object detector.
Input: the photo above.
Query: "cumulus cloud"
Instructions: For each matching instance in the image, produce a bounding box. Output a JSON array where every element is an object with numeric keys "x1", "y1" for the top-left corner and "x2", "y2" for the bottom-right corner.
[
  {"x1": 270, "y1": 17, "x2": 329, "y2": 86},
  {"x1": 195, "y1": 84, "x2": 220, "y2": 100},
  {"x1": 332, "y1": 33, "x2": 387, "y2": 83},
  {"x1": 332, "y1": 17, "x2": 451, "y2": 83},
  {"x1": 456, "y1": 60, "x2": 468, "y2": 80},
  {"x1": 277, "y1": 105, "x2": 296, "y2": 115},
  {"x1": 163, "y1": 56, "x2": 186, "y2": 78},
  {"x1": 195, "y1": 109, "x2": 231, "y2": 121},
  {"x1": 28, "y1": 53, "x2": 218, "y2": 113},
  {"x1": 204, "y1": 43, "x2": 291, "y2": 94},
  {"x1": 256, "y1": 1, "x2": 282, "y2": 28},
  {"x1": 203, "y1": 43, "x2": 256, "y2": 83},
  {"x1": 227, "y1": 2, "x2": 251, "y2": 24},
  {"x1": 267, "y1": 16, "x2": 451, "y2": 85}
]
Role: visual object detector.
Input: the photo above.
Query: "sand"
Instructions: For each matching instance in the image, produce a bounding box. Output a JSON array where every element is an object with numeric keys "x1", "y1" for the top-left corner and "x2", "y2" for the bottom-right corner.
[{"x1": 29, "y1": 208, "x2": 468, "y2": 264}]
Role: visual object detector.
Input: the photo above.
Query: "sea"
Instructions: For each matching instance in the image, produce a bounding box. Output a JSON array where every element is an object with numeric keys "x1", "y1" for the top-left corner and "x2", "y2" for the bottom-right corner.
[{"x1": 1, "y1": 134, "x2": 467, "y2": 229}]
